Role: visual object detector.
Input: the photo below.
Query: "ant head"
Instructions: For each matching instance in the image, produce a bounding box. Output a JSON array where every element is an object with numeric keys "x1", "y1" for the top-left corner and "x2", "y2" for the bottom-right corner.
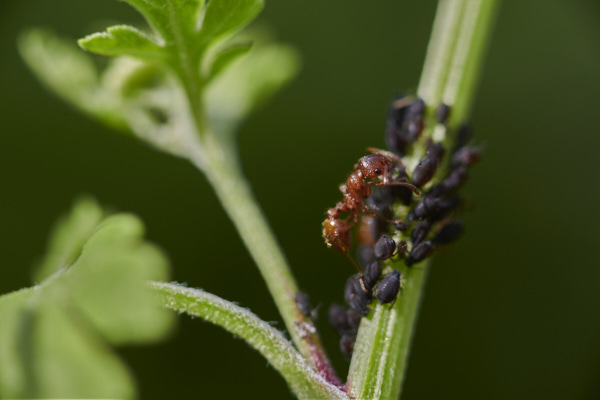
[{"x1": 358, "y1": 155, "x2": 395, "y2": 179}]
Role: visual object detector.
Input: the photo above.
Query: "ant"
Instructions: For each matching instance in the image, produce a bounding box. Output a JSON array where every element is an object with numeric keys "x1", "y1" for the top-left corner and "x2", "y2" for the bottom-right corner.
[{"x1": 322, "y1": 148, "x2": 420, "y2": 289}]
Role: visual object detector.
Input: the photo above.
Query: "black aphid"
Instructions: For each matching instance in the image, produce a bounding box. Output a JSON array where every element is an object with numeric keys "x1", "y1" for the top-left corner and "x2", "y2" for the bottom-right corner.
[
  {"x1": 412, "y1": 143, "x2": 445, "y2": 187},
  {"x1": 437, "y1": 103, "x2": 451, "y2": 124},
  {"x1": 409, "y1": 196, "x2": 440, "y2": 221},
  {"x1": 363, "y1": 261, "x2": 382, "y2": 291},
  {"x1": 345, "y1": 275, "x2": 371, "y2": 316},
  {"x1": 375, "y1": 235, "x2": 396, "y2": 260},
  {"x1": 406, "y1": 98, "x2": 425, "y2": 119},
  {"x1": 433, "y1": 222, "x2": 464, "y2": 244},
  {"x1": 340, "y1": 334, "x2": 355, "y2": 358},
  {"x1": 385, "y1": 95, "x2": 411, "y2": 155},
  {"x1": 328, "y1": 303, "x2": 351, "y2": 335},
  {"x1": 376, "y1": 270, "x2": 402, "y2": 304},
  {"x1": 430, "y1": 197, "x2": 462, "y2": 222},
  {"x1": 452, "y1": 146, "x2": 480, "y2": 168},
  {"x1": 406, "y1": 241, "x2": 435, "y2": 267},
  {"x1": 366, "y1": 186, "x2": 395, "y2": 220},
  {"x1": 404, "y1": 99, "x2": 426, "y2": 142},
  {"x1": 453, "y1": 124, "x2": 472, "y2": 151},
  {"x1": 411, "y1": 221, "x2": 431, "y2": 245},
  {"x1": 394, "y1": 220, "x2": 408, "y2": 231},
  {"x1": 295, "y1": 292, "x2": 313, "y2": 318},
  {"x1": 396, "y1": 240, "x2": 408, "y2": 256},
  {"x1": 346, "y1": 309, "x2": 362, "y2": 331},
  {"x1": 442, "y1": 166, "x2": 468, "y2": 192}
]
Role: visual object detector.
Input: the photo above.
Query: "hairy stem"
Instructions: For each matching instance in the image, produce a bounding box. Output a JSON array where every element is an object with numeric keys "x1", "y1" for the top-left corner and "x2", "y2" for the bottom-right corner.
[
  {"x1": 347, "y1": 1, "x2": 499, "y2": 399},
  {"x1": 186, "y1": 128, "x2": 340, "y2": 385},
  {"x1": 150, "y1": 282, "x2": 348, "y2": 400}
]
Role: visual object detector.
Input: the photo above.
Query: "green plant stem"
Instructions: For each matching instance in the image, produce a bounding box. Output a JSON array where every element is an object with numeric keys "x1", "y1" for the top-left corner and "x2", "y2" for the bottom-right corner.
[
  {"x1": 347, "y1": 1, "x2": 499, "y2": 399},
  {"x1": 150, "y1": 282, "x2": 348, "y2": 400},
  {"x1": 186, "y1": 130, "x2": 341, "y2": 385}
]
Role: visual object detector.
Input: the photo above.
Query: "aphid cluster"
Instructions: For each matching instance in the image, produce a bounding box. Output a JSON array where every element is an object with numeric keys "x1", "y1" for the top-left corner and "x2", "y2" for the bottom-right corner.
[
  {"x1": 328, "y1": 261, "x2": 403, "y2": 357},
  {"x1": 324, "y1": 94, "x2": 480, "y2": 356}
]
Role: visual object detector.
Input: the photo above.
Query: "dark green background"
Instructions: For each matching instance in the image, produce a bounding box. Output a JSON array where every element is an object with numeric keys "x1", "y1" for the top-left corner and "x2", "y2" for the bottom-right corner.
[{"x1": 1, "y1": 1, "x2": 599, "y2": 399}]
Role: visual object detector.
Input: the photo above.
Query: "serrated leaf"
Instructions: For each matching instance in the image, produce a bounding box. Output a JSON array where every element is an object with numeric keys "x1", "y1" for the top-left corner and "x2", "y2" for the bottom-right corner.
[
  {"x1": 200, "y1": 0, "x2": 264, "y2": 47},
  {"x1": 206, "y1": 41, "x2": 252, "y2": 82},
  {"x1": 78, "y1": 25, "x2": 165, "y2": 61},
  {"x1": 121, "y1": 0, "x2": 204, "y2": 43},
  {"x1": 34, "y1": 197, "x2": 104, "y2": 282},
  {"x1": 0, "y1": 198, "x2": 174, "y2": 399}
]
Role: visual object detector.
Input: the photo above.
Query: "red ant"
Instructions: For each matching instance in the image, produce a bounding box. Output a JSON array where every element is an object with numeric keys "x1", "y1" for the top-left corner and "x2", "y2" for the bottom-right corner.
[{"x1": 322, "y1": 149, "x2": 420, "y2": 289}]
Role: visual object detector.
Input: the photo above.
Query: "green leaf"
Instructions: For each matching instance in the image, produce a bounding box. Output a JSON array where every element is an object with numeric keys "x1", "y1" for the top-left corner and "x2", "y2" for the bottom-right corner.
[
  {"x1": 120, "y1": 0, "x2": 205, "y2": 43},
  {"x1": 151, "y1": 282, "x2": 349, "y2": 400},
  {"x1": 205, "y1": 41, "x2": 252, "y2": 82},
  {"x1": 34, "y1": 197, "x2": 104, "y2": 282},
  {"x1": 18, "y1": 29, "x2": 128, "y2": 131},
  {"x1": 200, "y1": 0, "x2": 264, "y2": 47},
  {"x1": 0, "y1": 198, "x2": 174, "y2": 399},
  {"x1": 78, "y1": 25, "x2": 165, "y2": 61},
  {"x1": 205, "y1": 41, "x2": 299, "y2": 134}
]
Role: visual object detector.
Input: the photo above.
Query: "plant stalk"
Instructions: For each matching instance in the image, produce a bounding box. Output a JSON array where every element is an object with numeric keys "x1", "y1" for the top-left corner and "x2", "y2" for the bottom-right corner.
[
  {"x1": 186, "y1": 128, "x2": 341, "y2": 385},
  {"x1": 347, "y1": 1, "x2": 499, "y2": 399},
  {"x1": 150, "y1": 282, "x2": 348, "y2": 400}
]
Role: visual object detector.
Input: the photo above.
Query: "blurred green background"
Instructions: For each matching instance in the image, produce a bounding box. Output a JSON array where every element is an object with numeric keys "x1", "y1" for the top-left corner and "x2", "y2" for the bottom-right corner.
[{"x1": 1, "y1": 0, "x2": 599, "y2": 399}]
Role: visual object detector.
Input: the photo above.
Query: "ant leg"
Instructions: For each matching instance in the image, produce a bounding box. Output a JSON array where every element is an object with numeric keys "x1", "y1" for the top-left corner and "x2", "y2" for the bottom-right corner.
[
  {"x1": 342, "y1": 252, "x2": 368, "y2": 293},
  {"x1": 361, "y1": 209, "x2": 408, "y2": 232}
]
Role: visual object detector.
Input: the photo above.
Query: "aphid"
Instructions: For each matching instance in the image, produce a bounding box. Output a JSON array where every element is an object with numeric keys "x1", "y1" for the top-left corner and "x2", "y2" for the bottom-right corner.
[
  {"x1": 346, "y1": 308, "x2": 362, "y2": 331},
  {"x1": 323, "y1": 149, "x2": 420, "y2": 283},
  {"x1": 412, "y1": 142, "x2": 445, "y2": 187},
  {"x1": 340, "y1": 334, "x2": 355, "y2": 358},
  {"x1": 442, "y1": 166, "x2": 468, "y2": 192},
  {"x1": 295, "y1": 292, "x2": 313, "y2": 318},
  {"x1": 363, "y1": 261, "x2": 382, "y2": 292},
  {"x1": 396, "y1": 240, "x2": 408, "y2": 256},
  {"x1": 433, "y1": 222, "x2": 464, "y2": 244},
  {"x1": 404, "y1": 99, "x2": 426, "y2": 142},
  {"x1": 376, "y1": 270, "x2": 402, "y2": 304},
  {"x1": 374, "y1": 234, "x2": 396, "y2": 260},
  {"x1": 329, "y1": 303, "x2": 352, "y2": 335},
  {"x1": 344, "y1": 275, "x2": 372, "y2": 316},
  {"x1": 453, "y1": 124, "x2": 472, "y2": 152},
  {"x1": 366, "y1": 186, "x2": 395, "y2": 220},
  {"x1": 452, "y1": 146, "x2": 481, "y2": 168},
  {"x1": 406, "y1": 241, "x2": 435, "y2": 267},
  {"x1": 437, "y1": 103, "x2": 451, "y2": 124},
  {"x1": 386, "y1": 95, "x2": 419, "y2": 155},
  {"x1": 411, "y1": 221, "x2": 431, "y2": 245},
  {"x1": 408, "y1": 196, "x2": 440, "y2": 221},
  {"x1": 430, "y1": 197, "x2": 461, "y2": 222}
]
